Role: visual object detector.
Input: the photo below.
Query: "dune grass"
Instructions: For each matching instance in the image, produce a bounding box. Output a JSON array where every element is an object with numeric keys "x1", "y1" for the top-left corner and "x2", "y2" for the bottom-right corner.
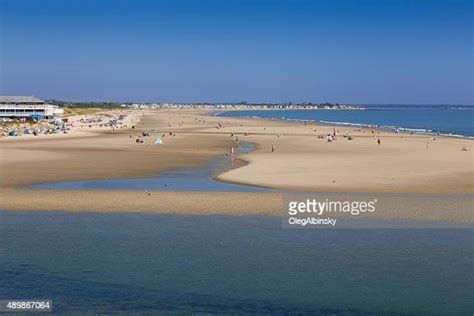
[{"x1": 63, "y1": 107, "x2": 105, "y2": 117}]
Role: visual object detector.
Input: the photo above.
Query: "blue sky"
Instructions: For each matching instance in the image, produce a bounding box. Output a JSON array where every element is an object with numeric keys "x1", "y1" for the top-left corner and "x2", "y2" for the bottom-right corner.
[{"x1": 0, "y1": 0, "x2": 472, "y2": 104}]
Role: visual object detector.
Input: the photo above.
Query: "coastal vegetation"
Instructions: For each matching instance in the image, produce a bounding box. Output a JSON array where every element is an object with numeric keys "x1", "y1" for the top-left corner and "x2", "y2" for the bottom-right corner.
[{"x1": 46, "y1": 100, "x2": 126, "y2": 117}]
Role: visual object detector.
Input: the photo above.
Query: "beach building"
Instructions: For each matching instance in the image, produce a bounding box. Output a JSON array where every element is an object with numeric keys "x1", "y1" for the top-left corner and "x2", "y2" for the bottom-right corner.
[{"x1": 0, "y1": 96, "x2": 63, "y2": 119}]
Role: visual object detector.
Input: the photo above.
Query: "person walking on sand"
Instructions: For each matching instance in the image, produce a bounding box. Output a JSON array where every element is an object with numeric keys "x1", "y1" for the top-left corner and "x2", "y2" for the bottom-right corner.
[
  {"x1": 271, "y1": 143, "x2": 276, "y2": 152},
  {"x1": 426, "y1": 141, "x2": 430, "y2": 149},
  {"x1": 377, "y1": 138, "x2": 381, "y2": 146},
  {"x1": 230, "y1": 146, "x2": 234, "y2": 156}
]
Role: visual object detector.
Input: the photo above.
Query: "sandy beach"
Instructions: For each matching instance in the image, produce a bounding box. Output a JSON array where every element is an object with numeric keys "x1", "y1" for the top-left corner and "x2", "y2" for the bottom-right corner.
[{"x1": 1, "y1": 109, "x2": 473, "y2": 222}]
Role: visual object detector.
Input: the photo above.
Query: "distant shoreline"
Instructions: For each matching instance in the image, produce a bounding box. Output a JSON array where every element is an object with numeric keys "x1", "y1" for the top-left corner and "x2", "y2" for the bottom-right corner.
[{"x1": 215, "y1": 108, "x2": 474, "y2": 139}]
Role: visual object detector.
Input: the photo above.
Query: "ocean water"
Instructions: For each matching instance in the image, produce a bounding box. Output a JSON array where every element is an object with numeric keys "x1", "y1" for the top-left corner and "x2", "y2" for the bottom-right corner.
[
  {"x1": 218, "y1": 105, "x2": 474, "y2": 137},
  {"x1": 1, "y1": 211, "x2": 473, "y2": 315}
]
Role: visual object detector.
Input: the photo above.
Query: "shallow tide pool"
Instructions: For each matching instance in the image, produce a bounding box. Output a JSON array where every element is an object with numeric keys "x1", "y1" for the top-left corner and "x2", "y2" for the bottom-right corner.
[{"x1": 30, "y1": 143, "x2": 274, "y2": 192}]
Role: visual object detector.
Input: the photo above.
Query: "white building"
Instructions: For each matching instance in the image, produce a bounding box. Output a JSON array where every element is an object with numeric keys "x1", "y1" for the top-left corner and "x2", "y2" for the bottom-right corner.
[{"x1": 0, "y1": 96, "x2": 63, "y2": 119}]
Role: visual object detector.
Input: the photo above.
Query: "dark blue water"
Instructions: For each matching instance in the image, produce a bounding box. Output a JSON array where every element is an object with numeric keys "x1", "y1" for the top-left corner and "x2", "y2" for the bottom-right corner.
[
  {"x1": 218, "y1": 105, "x2": 474, "y2": 137},
  {"x1": 31, "y1": 144, "x2": 274, "y2": 192},
  {"x1": 1, "y1": 211, "x2": 473, "y2": 315}
]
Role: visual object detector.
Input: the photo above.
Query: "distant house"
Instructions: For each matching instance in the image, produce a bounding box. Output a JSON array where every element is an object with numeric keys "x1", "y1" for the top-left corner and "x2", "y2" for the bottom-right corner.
[{"x1": 0, "y1": 96, "x2": 63, "y2": 119}]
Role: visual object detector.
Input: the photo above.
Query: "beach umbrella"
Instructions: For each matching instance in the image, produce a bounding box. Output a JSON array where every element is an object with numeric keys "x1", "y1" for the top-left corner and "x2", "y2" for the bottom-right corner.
[{"x1": 154, "y1": 138, "x2": 163, "y2": 144}]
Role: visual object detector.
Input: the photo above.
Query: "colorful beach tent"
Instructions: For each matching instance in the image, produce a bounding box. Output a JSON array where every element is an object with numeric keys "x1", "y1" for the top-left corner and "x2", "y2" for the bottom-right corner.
[
  {"x1": 30, "y1": 114, "x2": 45, "y2": 120},
  {"x1": 154, "y1": 138, "x2": 163, "y2": 144}
]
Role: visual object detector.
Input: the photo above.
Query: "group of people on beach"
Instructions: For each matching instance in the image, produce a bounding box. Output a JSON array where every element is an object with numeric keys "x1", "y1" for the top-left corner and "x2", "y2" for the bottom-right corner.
[{"x1": 129, "y1": 115, "x2": 471, "y2": 167}]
